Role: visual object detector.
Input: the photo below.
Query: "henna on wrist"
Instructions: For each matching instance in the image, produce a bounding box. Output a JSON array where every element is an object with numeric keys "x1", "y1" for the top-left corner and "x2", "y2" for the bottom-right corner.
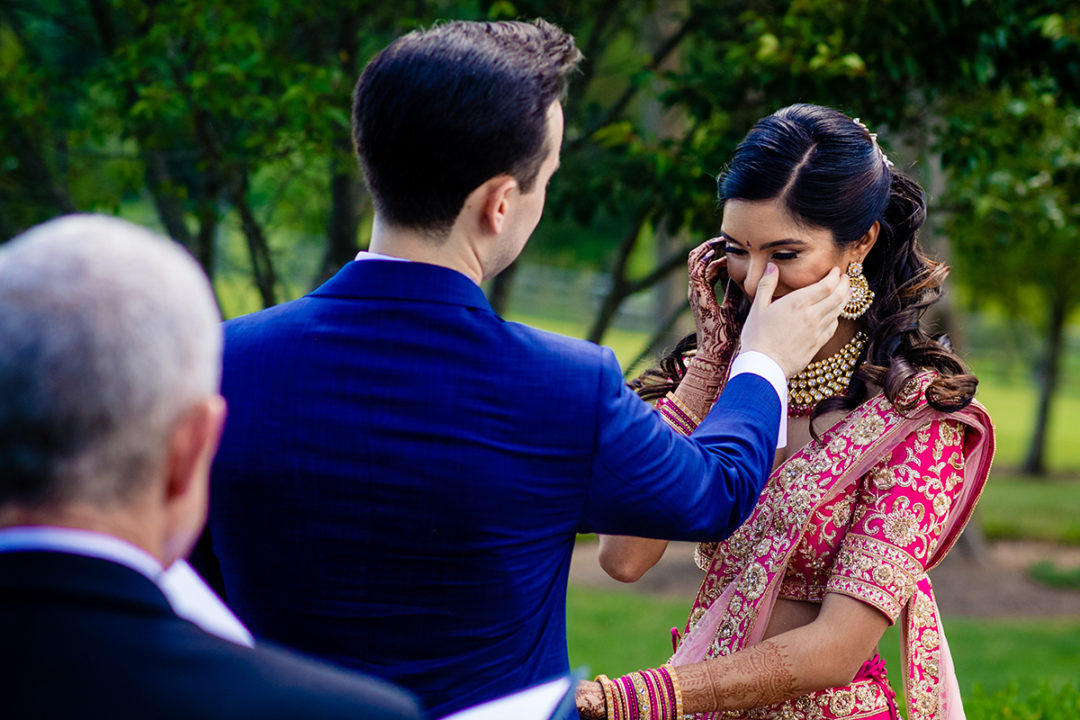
[
  {"x1": 576, "y1": 680, "x2": 607, "y2": 719},
  {"x1": 676, "y1": 642, "x2": 799, "y2": 713}
]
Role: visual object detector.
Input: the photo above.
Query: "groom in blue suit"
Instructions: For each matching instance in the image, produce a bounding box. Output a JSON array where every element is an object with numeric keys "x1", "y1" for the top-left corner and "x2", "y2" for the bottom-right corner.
[{"x1": 201, "y1": 19, "x2": 848, "y2": 718}]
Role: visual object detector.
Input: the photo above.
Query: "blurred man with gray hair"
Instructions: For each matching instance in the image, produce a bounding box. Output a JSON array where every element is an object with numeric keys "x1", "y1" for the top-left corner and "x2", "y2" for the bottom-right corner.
[{"x1": 0, "y1": 215, "x2": 423, "y2": 720}]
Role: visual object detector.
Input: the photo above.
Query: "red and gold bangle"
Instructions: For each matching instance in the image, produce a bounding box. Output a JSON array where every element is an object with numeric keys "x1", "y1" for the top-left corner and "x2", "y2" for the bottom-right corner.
[
  {"x1": 657, "y1": 400, "x2": 696, "y2": 436},
  {"x1": 664, "y1": 391, "x2": 703, "y2": 426},
  {"x1": 663, "y1": 665, "x2": 684, "y2": 719},
  {"x1": 643, "y1": 668, "x2": 669, "y2": 720}
]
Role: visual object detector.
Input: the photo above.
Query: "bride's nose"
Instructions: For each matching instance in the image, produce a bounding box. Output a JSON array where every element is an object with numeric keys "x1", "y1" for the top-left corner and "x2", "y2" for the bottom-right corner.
[{"x1": 743, "y1": 256, "x2": 767, "y2": 300}]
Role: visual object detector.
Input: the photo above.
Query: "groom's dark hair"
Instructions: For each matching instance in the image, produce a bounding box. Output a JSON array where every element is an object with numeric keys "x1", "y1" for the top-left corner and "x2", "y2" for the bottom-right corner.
[{"x1": 352, "y1": 19, "x2": 581, "y2": 237}]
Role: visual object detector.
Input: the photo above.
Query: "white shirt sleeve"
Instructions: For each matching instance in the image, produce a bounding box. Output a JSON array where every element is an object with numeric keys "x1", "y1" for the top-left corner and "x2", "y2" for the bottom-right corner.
[{"x1": 729, "y1": 350, "x2": 787, "y2": 449}]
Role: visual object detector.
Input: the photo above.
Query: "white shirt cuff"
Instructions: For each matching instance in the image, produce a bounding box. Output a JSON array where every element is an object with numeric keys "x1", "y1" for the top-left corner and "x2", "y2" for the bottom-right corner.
[{"x1": 729, "y1": 350, "x2": 787, "y2": 449}]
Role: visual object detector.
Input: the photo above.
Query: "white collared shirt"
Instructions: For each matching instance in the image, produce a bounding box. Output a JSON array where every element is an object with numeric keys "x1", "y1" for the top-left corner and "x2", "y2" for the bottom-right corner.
[{"x1": 0, "y1": 526, "x2": 254, "y2": 647}]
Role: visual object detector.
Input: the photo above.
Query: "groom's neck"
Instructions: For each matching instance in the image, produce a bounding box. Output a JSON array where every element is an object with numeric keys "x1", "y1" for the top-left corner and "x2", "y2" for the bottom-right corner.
[{"x1": 368, "y1": 214, "x2": 484, "y2": 285}]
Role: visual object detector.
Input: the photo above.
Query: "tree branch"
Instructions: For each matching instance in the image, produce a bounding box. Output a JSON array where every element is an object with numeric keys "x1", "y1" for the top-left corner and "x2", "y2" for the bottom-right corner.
[{"x1": 570, "y1": 4, "x2": 707, "y2": 152}]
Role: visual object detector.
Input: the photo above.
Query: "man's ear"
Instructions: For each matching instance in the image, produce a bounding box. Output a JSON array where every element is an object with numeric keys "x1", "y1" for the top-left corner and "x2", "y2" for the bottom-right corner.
[
  {"x1": 163, "y1": 395, "x2": 227, "y2": 505},
  {"x1": 477, "y1": 176, "x2": 519, "y2": 235}
]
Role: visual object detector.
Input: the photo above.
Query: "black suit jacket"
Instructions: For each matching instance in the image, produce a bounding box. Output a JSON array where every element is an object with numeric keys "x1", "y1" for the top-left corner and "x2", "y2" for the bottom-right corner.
[{"x1": 0, "y1": 551, "x2": 424, "y2": 720}]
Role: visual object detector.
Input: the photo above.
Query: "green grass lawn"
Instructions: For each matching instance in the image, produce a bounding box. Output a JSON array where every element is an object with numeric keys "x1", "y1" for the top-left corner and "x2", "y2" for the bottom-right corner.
[
  {"x1": 567, "y1": 585, "x2": 1080, "y2": 709},
  {"x1": 977, "y1": 474, "x2": 1080, "y2": 544},
  {"x1": 973, "y1": 381, "x2": 1080, "y2": 473}
]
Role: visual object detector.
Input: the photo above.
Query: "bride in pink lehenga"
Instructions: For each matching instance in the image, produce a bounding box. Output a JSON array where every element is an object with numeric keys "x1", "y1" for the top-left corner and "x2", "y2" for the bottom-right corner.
[{"x1": 576, "y1": 104, "x2": 994, "y2": 720}]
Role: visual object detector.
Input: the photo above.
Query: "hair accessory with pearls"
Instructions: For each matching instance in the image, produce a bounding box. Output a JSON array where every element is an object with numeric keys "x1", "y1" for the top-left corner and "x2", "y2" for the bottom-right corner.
[{"x1": 852, "y1": 117, "x2": 894, "y2": 169}]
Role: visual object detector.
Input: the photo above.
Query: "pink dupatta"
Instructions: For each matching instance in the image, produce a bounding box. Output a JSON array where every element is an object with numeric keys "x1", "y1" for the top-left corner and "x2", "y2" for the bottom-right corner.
[{"x1": 671, "y1": 372, "x2": 994, "y2": 720}]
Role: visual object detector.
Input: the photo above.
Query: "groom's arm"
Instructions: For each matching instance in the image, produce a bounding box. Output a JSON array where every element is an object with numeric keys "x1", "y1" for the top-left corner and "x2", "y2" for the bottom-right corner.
[{"x1": 580, "y1": 348, "x2": 779, "y2": 542}]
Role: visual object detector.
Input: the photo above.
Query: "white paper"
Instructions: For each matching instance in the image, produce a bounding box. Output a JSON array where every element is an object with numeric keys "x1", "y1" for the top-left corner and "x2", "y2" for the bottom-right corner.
[{"x1": 441, "y1": 675, "x2": 572, "y2": 720}]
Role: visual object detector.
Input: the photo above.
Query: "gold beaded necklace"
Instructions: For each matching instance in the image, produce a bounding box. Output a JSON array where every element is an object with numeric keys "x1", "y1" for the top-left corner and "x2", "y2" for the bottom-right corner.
[{"x1": 787, "y1": 331, "x2": 867, "y2": 416}]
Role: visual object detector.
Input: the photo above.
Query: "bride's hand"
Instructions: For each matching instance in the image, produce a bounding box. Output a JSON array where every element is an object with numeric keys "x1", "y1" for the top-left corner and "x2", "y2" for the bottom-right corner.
[
  {"x1": 688, "y1": 239, "x2": 743, "y2": 361},
  {"x1": 575, "y1": 681, "x2": 606, "y2": 719}
]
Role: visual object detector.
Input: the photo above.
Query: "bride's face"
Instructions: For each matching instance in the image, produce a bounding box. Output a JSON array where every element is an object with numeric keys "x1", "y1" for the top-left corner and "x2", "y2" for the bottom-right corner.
[{"x1": 720, "y1": 198, "x2": 863, "y2": 301}]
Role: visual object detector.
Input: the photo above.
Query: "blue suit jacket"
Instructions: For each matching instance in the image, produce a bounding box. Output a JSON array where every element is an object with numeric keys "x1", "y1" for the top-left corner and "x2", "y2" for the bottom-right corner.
[{"x1": 206, "y1": 259, "x2": 779, "y2": 717}]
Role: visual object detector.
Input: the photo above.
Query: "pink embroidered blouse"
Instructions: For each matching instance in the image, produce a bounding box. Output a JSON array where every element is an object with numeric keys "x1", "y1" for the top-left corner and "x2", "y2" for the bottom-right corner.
[{"x1": 696, "y1": 418, "x2": 968, "y2": 624}]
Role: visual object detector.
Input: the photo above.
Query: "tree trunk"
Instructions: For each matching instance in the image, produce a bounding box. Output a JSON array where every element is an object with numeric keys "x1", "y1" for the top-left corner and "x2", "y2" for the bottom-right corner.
[
  {"x1": 194, "y1": 176, "x2": 221, "y2": 276},
  {"x1": 315, "y1": 11, "x2": 365, "y2": 287},
  {"x1": 587, "y1": 213, "x2": 648, "y2": 344},
  {"x1": 1021, "y1": 296, "x2": 1068, "y2": 476},
  {"x1": 229, "y1": 169, "x2": 278, "y2": 308},
  {"x1": 144, "y1": 150, "x2": 193, "y2": 244},
  {"x1": 626, "y1": 299, "x2": 690, "y2": 378},
  {"x1": 318, "y1": 144, "x2": 365, "y2": 285}
]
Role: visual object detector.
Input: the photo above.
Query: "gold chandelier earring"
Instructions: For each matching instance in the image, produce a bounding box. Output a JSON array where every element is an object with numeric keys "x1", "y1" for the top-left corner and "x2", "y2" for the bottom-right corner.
[{"x1": 841, "y1": 261, "x2": 874, "y2": 320}]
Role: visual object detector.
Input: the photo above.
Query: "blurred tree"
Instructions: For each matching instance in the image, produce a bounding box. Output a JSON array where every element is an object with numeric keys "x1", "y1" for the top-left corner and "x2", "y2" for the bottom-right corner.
[
  {"x1": 942, "y1": 82, "x2": 1080, "y2": 476},
  {"x1": 550, "y1": 0, "x2": 1080, "y2": 344}
]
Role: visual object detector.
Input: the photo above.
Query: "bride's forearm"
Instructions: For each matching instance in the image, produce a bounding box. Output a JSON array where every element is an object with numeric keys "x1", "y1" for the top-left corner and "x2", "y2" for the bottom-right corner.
[
  {"x1": 658, "y1": 354, "x2": 729, "y2": 434},
  {"x1": 672, "y1": 355, "x2": 726, "y2": 420},
  {"x1": 676, "y1": 640, "x2": 806, "y2": 713}
]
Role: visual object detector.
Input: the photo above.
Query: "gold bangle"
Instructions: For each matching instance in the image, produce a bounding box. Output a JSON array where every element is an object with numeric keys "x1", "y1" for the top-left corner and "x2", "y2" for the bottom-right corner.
[
  {"x1": 595, "y1": 675, "x2": 616, "y2": 720},
  {"x1": 665, "y1": 664, "x2": 684, "y2": 719},
  {"x1": 630, "y1": 672, "x2": 651, "y2": 719}
]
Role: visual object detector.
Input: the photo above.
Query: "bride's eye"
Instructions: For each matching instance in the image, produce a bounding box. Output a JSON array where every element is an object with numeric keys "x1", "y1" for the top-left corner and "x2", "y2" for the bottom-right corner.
[
  {"x1": 772, "y1": 251, "x2": 798, "y2": 261},
  {"x1": 724, "y1": 245, "x2": 747, "y2": 256}
]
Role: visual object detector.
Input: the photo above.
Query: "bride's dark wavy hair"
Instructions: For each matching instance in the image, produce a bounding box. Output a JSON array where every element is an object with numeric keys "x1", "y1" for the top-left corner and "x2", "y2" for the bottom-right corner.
[{"x1": 632, "y1": 103, "x2": 976, "y2": 419}]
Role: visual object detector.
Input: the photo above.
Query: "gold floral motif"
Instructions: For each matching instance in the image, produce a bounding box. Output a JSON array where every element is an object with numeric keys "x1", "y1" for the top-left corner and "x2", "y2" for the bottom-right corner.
[
  {"x1": 941, "y1": 421, "x2": 964, "y2": 446},
  {"x1": 932, "y1": 492, "x2": 951, "y2": 517},
  {"x1": 882, "y1": 509, "x2": 921, "y2": 546},
  {"x1": 920, "y1": 628, "x2": 939, "y2": 650},
  {"x1": 869, "y1": 466, "x2": 895, "y2": 490},
  {"x1": 741, "y1": 563, "x2": 768, "y2": 599},
  {"x1": 850, "y1": 415, "x2": 886, "y2": 445},
  {"x1": 828, "y1": 690, "x2": 856, "y2": 716},
  {"x1": 872, "y1": 564, "x2": 895, "y2": 586}
]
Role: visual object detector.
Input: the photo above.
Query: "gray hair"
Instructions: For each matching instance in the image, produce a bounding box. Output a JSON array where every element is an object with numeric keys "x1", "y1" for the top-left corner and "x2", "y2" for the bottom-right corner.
[{"x1": 0, "y1": 215, "x2": 222, "y2": 507}]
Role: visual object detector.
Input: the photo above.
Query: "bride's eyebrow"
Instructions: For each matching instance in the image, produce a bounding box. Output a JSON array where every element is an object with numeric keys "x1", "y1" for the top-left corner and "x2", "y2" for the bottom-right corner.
[
  {"x1": 762, "y1": 239, "x2": 808, "y2": 249},
  {"x1": 719, "y1": 232, "x2": 746, "y2": 247}
]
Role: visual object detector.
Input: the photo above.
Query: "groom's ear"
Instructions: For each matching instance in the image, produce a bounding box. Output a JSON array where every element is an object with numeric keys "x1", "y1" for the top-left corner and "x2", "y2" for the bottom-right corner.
[{"x1": 474, "y1": 175, "x2": 518, "y2": 235}]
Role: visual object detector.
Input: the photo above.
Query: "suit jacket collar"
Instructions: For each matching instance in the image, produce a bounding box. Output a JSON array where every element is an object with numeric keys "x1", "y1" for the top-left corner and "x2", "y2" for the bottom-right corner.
[
  {"x1": 0, "y1": 550, "x2": 175, "y2": 618},
  {"x1": 310, "y1": 259, "x2": 495, "y2": 312}
]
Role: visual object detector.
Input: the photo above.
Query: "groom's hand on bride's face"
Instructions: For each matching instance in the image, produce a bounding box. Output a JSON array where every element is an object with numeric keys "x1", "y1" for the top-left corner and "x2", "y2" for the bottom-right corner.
[{"x1": 739, "y1": 265, "x2": 850, "y2": 378}]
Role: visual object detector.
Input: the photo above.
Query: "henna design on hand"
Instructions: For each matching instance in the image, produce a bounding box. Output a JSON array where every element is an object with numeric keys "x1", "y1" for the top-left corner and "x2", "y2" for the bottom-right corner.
[
  {"x1": 670, "y1": 240, "x2": 747, "y2": 420},
  {"x1": 576, "y1": 681, "x2": 607, "y2": 719},
  {"x1": 688, "y1": 239, "x2": 744, "y2": 362}
]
